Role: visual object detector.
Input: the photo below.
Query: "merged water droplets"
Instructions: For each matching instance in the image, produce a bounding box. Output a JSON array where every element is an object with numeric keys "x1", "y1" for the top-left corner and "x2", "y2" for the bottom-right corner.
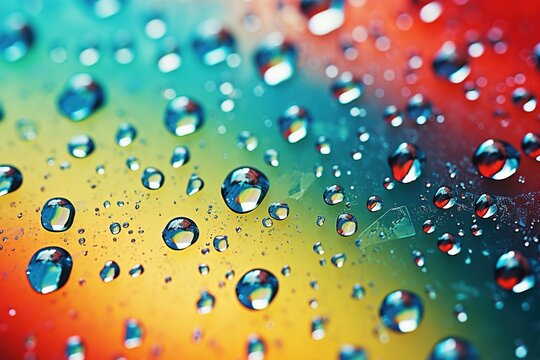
[
  {"x1": 236, "y1": 269, "x2": 279, "y2": 310},
  {"x1": 433, "y1": 186, "x2": 455, "y2": 209},
  {"x1": 221, "y1": 167, "x2": 270, "y2": 214},
  {"x1": 521, "y1": 132, "x2": 540, "y2": 161},
  {"x1": 254, "y1": 33, "x2": 297, "y2": 86},
  {"x1": 26, "y1": 246, "x2": 73, "y2": 294},
  {"x1": 0, "y1": 164, "x2": 23, "y2": 197},
  {"x1": 100, "y1": 260, "x2": 120, "y2": 283},
  {"x1": 336, "y1": 213, "x2": 357, "y2": 237},
  {"x1": 379, "y1": 290, "x2": 423, "y2": 333},
  {"x1": 41, "y1": 197, "x2": 75, "y2": 232},
  {"x1": 432, "y1": 41, "x2": 470, "y2": 83},
  {"x1": 495, "y1": 251, "x2": 535, "y2": 293},
  {"x1": 472, "y1": 139, "x2": 520, "y2": 180},
  {"x1": 57, "y1": 73, "x2": 105, "y2": 121},
  {"x1": 141, "y1": 167, "x2": 164, "y2": 190},
  {"x1": 0, "y1": 15, "x2": 34, "y2": 62},
  {"x1": 331, "y1": 72, "x2": 363, "y2": 104},
  {"x1": 388, "y1": 142, "x2": 426, "y2": 183},
  {"x1": 268, "y1": 202, "x2": 289, "y2": 220},
  {"x1": 301, "y1": 0, "x2": 345, "y2": 36},
  {"x1": 278, "y1": 105, "x2": 312, "y2": 143},
  {"x1": 323, "y1": 184, "x2": 345, "y2": 205},
  {"x1": 164, "y1": 96, "x2": 204, "y2": 136},
  {"x1": 475, "y1": 194, "x2": 497, "y2": 219},
  {"x1": 192, "y1": 19, "x2": 236, "y2": 66},
  {"x1": 429, "y1": 337, "x2": 480, "y2": 360},
  {"x1": 162, "y1": 217, "x2": 200, "y2": 251}
]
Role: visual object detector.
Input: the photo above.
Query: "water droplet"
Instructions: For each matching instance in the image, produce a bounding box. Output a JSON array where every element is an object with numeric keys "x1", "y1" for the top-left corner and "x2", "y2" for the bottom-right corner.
[
  {"x1": 281, "y1": 265, "x2": 291, "y2": 277},
  {"x1": 68, "y1": 134, "x2": 95, "y2": 158},
  {"x1": 433, "y1": 186, "x2": 455, "y2": 209},
  {"x1": 316, "y1": 136, "x2": 331, "y2": 154},
  {"x1": 213, "y1": 235, "x2": 229, "y2": 252},
  {"x1": 110, "y1": 222, "x2": 121, "y2": 235},
  {"x1": 454, "y1": 304, "x2": 468, "y2": 323},
  {"x1": 352, "y1": 284, "x2": 365, "y2": 299},
  {"x1": 196, "y1": 291, "x2": 215, "y2": 314},
  {"x1": 115, "y1": 122, "x2": 137, "y2": 147},
  {"x1": 429, "y1": 337, "x2": 480, "y2": 360},
  {"x1": 521, "y1": 132, "x2": 540, "y2": 161},
  {"x1": 432, "y1": 42, "x2": 470, "y2": 83},
  {"x1": 237, "y1": 131, "x2": 259, "y2": 151},
  {"x1": 162, "y1": 217, "x2": 199, "y2": 250},
  {"x1": 268, "y1": 202, "x2": 289, "y2": 220},
  {"x1": 311, "y1": 316, "x2": 327, "y2": 340},
  {"x1": 254, "y1": 33, "x2": 297, "y2": 86},
  {"x1": 262, "y1": 217, "x2": 273, "y2": 228},
  {"x1": 129, "y1": 264, "x2": 144, "y2": 278},
  {"x1": 379, "y1": 290, "x2": 423, "y2": 333},
  {"x1": 57, "y1": 73, "x2": 104, "y2": 122},
  {"x1": 383, "y1": 105, "x2": 404, "y2": 127},
  {"x1": 100, "y1": 260, "x2": 120, "y2": 283},
  {"x1": 263, "y1": 149, "x2": 279, "y2": 167},
  {"x1": 124, "y1": 319, "x2": 143, "y2": 349},
  {"x1": 405, "y1": 94, "x2": 433, "y2": 125},
  {"x1": 16, "y1": 118, "x2": 38, "y2": 141},
  {"x1": 366, "y1": 195, "x2": 383, "y2": 212},
  {"x1": 475, "y1": 194, "x2": 497, "y2": 219},
  {"x1": 437, "y1": 233, "x2": 461, "y2": 255},
  {"x1": 313, "y1": 242, "x2": 324, "y2": 255},
  {"x1": 164, "y1": 96, "x2": 204, "y2": 136},
  {"x1": 198, "y1": 263, "x2": 209, "y2": 276},
  {"x1": 141, "y1": 167, "x2": 164, "y2": 190},
  {"x1": 422, "y1": 219, "x2": 436, "y2": 234},
  {"x1": 170, "y1": 146, "x2": 190, "y2": 168},
  {"x1": 41, "y1": 197, "x2": 75, "y2": 232},
  {"x1": 331, "y1": 72, "x2": 363, "y2": 104},
  {"x1": 84, "y1": 0, "x2": 124, "y2": 18},
  {"x1": 383, "y1": 177, "x2": 395, "y2": 190},
  {"x1": 336, "y1": 213, "x2": 357, "y2": 237},
  {"x1": 247, "y1": 335, "x2": 266, "y2": 360},
  {"x1": 472, "y1": 139, "x2": 520, "y2": 180},
  {"x1": 221, "y1": 167, "x2": 270, "y2": 213},
  {"x1": 186, "y1": 174, "x2": 205, "y2": 196},
  {"x1": 0, "y1": 165, "x2": 23, "y2": 197},
  {"x1": 156, "y1": 38, "x2": 181, "y2": 73},
  {"x1": 301, "y1": 0, "x2": 345, "y2": 36},
  {"x1": 323, "y1": 184, "x2": 345, "y2": 205},
  {"x1": 413, "y1": 250, "x2": 426, "y2": 267},
  {"x1": 512, "y1": 88, "x2": 536, "y2": 112},
  {"x1": 236, "y1": 269, "x2": 279, "y2": 310},
  {"x1": 339, "y1": 345, "x2": 367, "y2": 360},
  {"x1": 389, "y1": 142, "x2": 425, "y2": 183},
  {"x1": 126, "y1": 156, "x2": 140, "y2": 171},
  {"x1": 26, "y1": 246, "x2": 73, "y2": 294},
  {"x1": 278, "y1": 105, "x2": 312, "y2": 143},
  {"x1": 65, "y1": 336, "x2": 85, "y2": 360},
  {"x1": 495, "y1": 251, "x2": 535, "y2": 293},
  {"x1": 331, "y1": 253, "x2": 347, "y2": 268},
  {"x1": 192, "y1": 19, "x2": 236, "y2": 66},
  {"x1": 0, "y1": 15, "x2": 34, "y2": 62}
]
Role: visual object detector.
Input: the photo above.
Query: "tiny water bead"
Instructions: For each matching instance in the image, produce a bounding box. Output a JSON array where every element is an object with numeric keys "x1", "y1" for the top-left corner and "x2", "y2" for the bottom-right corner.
[
  {"x1": 366, "y1": 195, "x2": 383, "y2": 212},
  {"x1": 521, "y1": 132, "x2": 540, "y2": 161},
  {"x1": 141, "y1": 167, "x2": 164, "y2": 190},
  {"x1": 100, "y1": 260, "x2": 120, "y2": 283},
  {"x1": 124, "y1": 318, "x2": 143, "y2": 349},
  {"x1": 164, "y1": 96, "x2": 204, "y2": 137},
  {"x1": 196, "y1": 291, "x2": 215, "y2": 314},
  {"x1": 437, "y1": 233, "x2": 462, "y2": 256},
  {"x1": 162, "y1": 217, "x2": 199, "y2": 251},
  {"x1": 495, "y1": 251, "x2": 535, "y2": 293},
  {"x1": 433, "y1": 186, "x2": 455, "y2": 209},
  {"x1": 405, "y1": 94, "x2": 433, "y2": 125},
  {"x1": 268, "y1": 202, "x2": 289, "y2": 220},
  {"x1": 388, "y1": 142, "x2": 426, "y2": 183},
  {"x1": 331, "y1": 72, "x2": 363, "y2": 104},
  {"x1": 186, "y1": 174, "x2": 205, "y2": 196},
  {"x1": 41, "y1": 197, "x2": 75, "y2": 232},
  {"x1": 57, "y1": 73, "x2": 105, "y2": 121},
  {"x1": 511, "y1": 88, "x2": 537, "y2": 112},
  {"x1": 0, "y1": 165, "x2": 23, "y2": 197},
  {"x1": 278, "y1": 105, "x2": 312, "y2": 143},
  {"x1": 323, "y1": 184, "x2": 345, "y2": 205},
  {"x1": 429, "y1": 337, "x2": 480, "y2": 360},
  {"x1": 236, "y1": 269, "x2": 279, "y2": 310},
  {"x1": 472, "y1": 139, "x2": 520, "y2": 180},
  {"x1": 221, "y1": 167, "x2": 270, "y2": 214},
  {"x1": 339, "y1": 345, "x2": 367, "y2": 360},
  {"x1": 379, "y1": 290, "x2": 423, "y2": 333},
  {"x1": 65, "y1": 335, "x2": 85, "y2": 360},
  {"x1": 254, "y1": 32, "x2": 297, "y2": 86},
  {"x1": 192, "y1": 19, "x2": 236, "y2": 66},
  {"x1": 115, "y1": 122, "x2": 137, "y2": 147},
  {"x1": 432, "y1": 41, "x2": 470, "y2": 83},
  {"x1": 475, "y1": 194, "x2": 497, "y2": 219},
  {"x1": 26, "y1": 246, "x2": 73, "y2": 294},
  {"x1": 213, "y1": 235, "x2": 229, "y2": 252},
  {"x1": 68, "y1": 134, "x2": 95, "y2": 158},
  {"x1": 170, "y1": 146, "x2": 190, "y2": 168},
  {"x1": 336, "y1": 213, "x2": 357, "y2": 237},
  {"x1": 0, "y1": 15, "x2": 34, "y2": 62},
  {"x1": 301, "y1": 0, "x2": 345, "y2": 36}
]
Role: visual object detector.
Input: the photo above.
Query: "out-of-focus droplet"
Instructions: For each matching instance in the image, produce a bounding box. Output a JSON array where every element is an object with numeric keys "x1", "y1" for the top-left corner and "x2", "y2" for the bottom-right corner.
[
  {"x1": 331, "y1": 72, "x2": 363, "y2": 104},
  {"x1": 433, "y1": 186, "x2": 455, "y2": 209},
  {"x1": 412, "y1": 250, "x2": 426, "y2": 267},
  {"x1": 213, "y1": 235, "x2": 229, "y2": 252},
  {"x1": 379, "y1": 290, "x2": 423, "y2": 333},
  {"x1": 145, "y1": 16, "x2": 167, "y2": 40},
  {"x1": 141, "y1": 167, "x2": 164, "y2": 190},
  {"x1": 126, "y1": 156, "x2": 140, "y2": 171},
  {"x1": 495, "y1": 251, "x2": 535, "y2": 293},
  {"x1": 521, "y1": 132, "x2": 540, "y2": 161},
  {"x1": 221, "y1": 167, "x2": 270, "y2": 214},
  {"x1": 384, "y1": 105, "x2": 403, "y2": 127},
  {"x1": 192, "y1": 19, "x2": 236, "y2": 66},
  {"x1": 115, "y1": 122, "x2": 137, "y2": 147},
  {"x1": 323, "y1": 184, "x2": 345, "y2": 205},
  {"x1": 247, "y1": 335, "x2": 266, "y2": 360},
  {"x1": 170, "y1": 146, "x2": 190, "y2": 168},
  {"x1": 311, "y1": 316, "x2": 327, "y2": 340},
  {"x1": 475, "y1": 194, "x2": 497, "y2": 219},
  {"x1": 236, "y1": 269, "x2": 279, "y2": 310},
  {"x1": 254, "y1": 33, "x2": 297, "y2": 86},
  {"x1": 339, "y1": 345, "x2": 367, "y2": 360},
  {"x1": 186, "y1": 174, "x2": 205, "y2": 196},
  {"x1": 162, "y1": 217, "x2": 199, "y2": 251},
  {"x1": 113, "y1": 31, "x2": 135, "y2": 65},
  {"x1": 512, "y1": 88, "x2": 536, "y2": 112},
  {"x1": 68, "y1": 134, "x2": 95, "y2": 158},
  {"x1": 157, "y1": 38, "x2": 181, "y2": 73},
  {"x1": 264, "y1": 149, "x2": 279, "y2": 167},
  {"x1": 16, "y1": 118, "x2": 38, "y2": 141},
  {"x1": 472, "y1": 139, "x2": 520, "y2": 180},
  {"x1": 278, "y1": 105, "x2": 312, "y2": 143},
  {"x1": 429, "y1": 337, "x2": 480, "y2": 360},
  {"x1": 336, "y1": 213, "x2": 357, "y2": 237},
  {"x1": 164, "y1": 96, "x2": 204, "y2": 137},
  {"x1": 237, "y1": 131, "x2": 259, "y2": 151},
  {"x1": 196, "y1": 291, "x2": 215, "y2": 314},
  {"x1": 0, "y1": 165, "x2": 23, "y2": 197},
  {"x1": 100, "y1": 260, "x2": 120, "y2": 283},
  {"x1": 388, "y1": 142, "x2": 426, "y2": 183},
  {"x1": 268, "y1": 202, "x2": 289, "y2": 220},
  {"x1": 41, "y1": 197, "x2": 75, "y2": 232},
  {"x1": 437, "y1": 233, "x2": 461, "y2": 255},
  {"x1": 352, "y1": 284, "x2": 365, "y2": 299},
  {"x1": 405, "y1": 94, "x2": 433, "y2": 125},
  {"x1": 26, "y1": 246, "x2": 73, "y2": 294},
  {"x1": 57, "y1": 73, "x2": 104, "y2": 122},
  {"x1": 0, "y1": 15, "x2": 34, "y2": 62},
  {"x1": 366, "y1": 195, "x2": 383, "y2": 212},
  {"x1": 315, "y1": 136, "x2": 331, "y2": 154},
  {"x1": 84, "y1": 0, "x2": 124, "y2": 18},
  {"x1": 432, "y1": 41, "x2": 470, "y2": 83},
  {"x1": 65, "y1": 336, "x2": 85, "y2": 360},
  {"x1": 124, "y1": 318, "x2": 143, "y2": 349},
  {"x1": 301, "y1": 0, "x2": 345, "y2": 36},
  {"x1": 419, "y1": 1, "x2": 442, "y2": 23}
]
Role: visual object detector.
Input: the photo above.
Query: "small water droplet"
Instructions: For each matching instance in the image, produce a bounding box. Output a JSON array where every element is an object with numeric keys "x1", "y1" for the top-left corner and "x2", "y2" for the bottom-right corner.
[
  {"x1": 141, "y1": 167, "x2": 165, "y2": 190},
  {"x1": 331, "y1": 253, "x2": 347, "y2": 268},
  {"x1": 339, "y1": 345, "x2": 367, "y2": 360},
  {"x1": 162, "y1": 217, "x2": 199, "y2": 250},
  {"x1": 429, "y1": 337, "x2": 480, "y2": 360},
  {"x1": 432, "y1": 41, "x2": 470, "y2": 83},
  {"x1": 236, "y1": 269, "x2": 279, "y2": 310},
  {"x1": 512, "y1": 88, "x2": 536, "y2": 112},
  {"x1": 115, "y1": 122, "x2": 137, "y2": 147},
  {"x1": 331, "y1": 72, "x2": 363, "y2": 104},
  {"x1": 301, "y1": 0, "x2": 345, "y2": 36},
  {"x1": 100, "y1": 260, "x2": 120, "y2": 283},
  {"x1": 475, "y1": 194, "x2": 497, "y2": 219},
  {"x1": 196, "y1": 291, "x2": 215, "y2": 314},
  {"x1": 268, "y1": 202, "x2": 289, "y2": 220},
  {"x1": 65, "y1": 336, "x2": 85, "y2": 360},
  {"x1": 170, "y1": 146, "x2": 190, "y2": 168},
  {"x1": 129, "y1": 264, "x2": 144, "y2": 278},
  {"x1": 247, "y1": 335, "x2": 266, "y2": 360},
  {"x1": 323, "y1": 184, "x2": 345, "y2": 205},
  {"x1": 192, "y1": 19, "x2": 236, "y2": 66},
  {"x1": 437, "y1": 233, "x2": 461, "y2": 255},
  {"x1": 336, "y1": 213, "x2": 357, "y2": 237},
  {"x1": 41, "y1": 197, "x2": 75, "y2": 232},
  {"x1": 405, "y1": 94, "x2": 433, "y2": 125},
  {"x1": 186, "y1": 174, "x2": 205, "y2": 196},
  {"x1": 521, "y1": 132, "x2": 540, "y2": 161},
  {"x1": 433, "y1": 186, "x2": 455, "y2": 209},
  {"x1": 366, "y1": 195, "x2": 383, "y2": 212},
  {"x1": 0, "y1": 15, "x2": 34, "y2": 62},
  {"x1": 263, "y1": 149, "x2": 280, "y2": 167},
  {"x1": 213, "y1": 235, "x2": 229, "y2": 252},
  {"x1": 124, "y1": 318, "x2": 143, "y2": 349},
  {"x1": 278, "y1": 105, "x2": 312, "y2": 143}
]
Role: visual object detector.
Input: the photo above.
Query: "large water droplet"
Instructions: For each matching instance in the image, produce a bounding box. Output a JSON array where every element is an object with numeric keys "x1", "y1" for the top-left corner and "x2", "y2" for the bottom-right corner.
[
  {"x1": 323, "y1": 184, "x2": 345, "y2": 205},
  {"x1": 433, "y1": 186, "x2": 455, "y2": 209},
  {"x1": 0, "y1": 164, "x2": 23, "y2": 197},
  {"x1": 0, "y1": 15, "x2": 34, "y2": 62},
  {"x1": 221, "y1": 167, "x2": 270, "y2": 214},
  {"x1": 437, "y1": 233, "x2": 461, "y2": 255},
  {"x1": 164, "y1": 96, "x2": 204, "y2": 136},
  {"x1": 100, "y1": 260, "x2": 120, "y2": 283},
  {"x1": 115, "y1": 122, "x2": 137, "y2": 147},
  {"x1": 495, "y1": 251, "x2": 535, "y2": 293},
  {"x1": 254, "y1": 33, "x2": 297, "y2": 86},
  {"x1": 141, "y1": 167, "x2": 164, "y2": 190},
  {"x1": 379, "y1": 290, "x2": 423, "y2": 333},
  {"x1": 331, "y1": 72, "x2": 363, "y2": 104},
  {"x1": 193, "y1": 19, "x2": 236, "y2": 66},
  {"x1": 301, "y1": 0, "x2": 345, "y2": 36},
  {"x1": 432, "y1": 41, "x2": 470, "y2": 83},
  {"x1": 429, "y1": 337, "x2": 480, "y2": 360},
  {"x1": 521, "y1": 132, "x2": 540, "y2": 161},
  {"x1": 475, "y1": 194, "x2": 497, "y2": 219},
  {"x1": 336, "y1": 213, "x2": 357, "y2": 237},
  {"x1": 57, "y1": 73, "x2": 105, "y2": 121},
  {"x1": 124, "y1": 318, "x2": 143, "y2": 349},
  {"x1": 162, "y1": 217, "x2": 200, "y2": 250},
  {"x1": 472, "y1": 139, "x2": 520, "y2": 180},
  {"x1": 236, "y1": 269, "x2": 279, "y2": 310},
  {"x1": 41, "y1": 197, "x2": 75, "y2": 232},
  {"x1": 26, "y1": 246, "x2": 73, "y2": 294},
  {"x1": 278, "y1": 105, "x2": 312, "y2": 143},
  {"x1": 68, "y1": 134, "x2": 95, "y2": 158},
  {"x1": 388, "y1": 142, "x2": 426, "y2": 183}
]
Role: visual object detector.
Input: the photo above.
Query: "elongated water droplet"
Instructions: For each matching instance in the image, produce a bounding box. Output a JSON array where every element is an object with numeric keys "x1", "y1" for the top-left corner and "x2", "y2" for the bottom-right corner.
[
  {"x1": 311, "y1": 316, "x2": 327, "y2": 340},
  {"x1": 512, "y1": 88, "x2": 536, "y2": 112},
  {"x1": 247, "y1": 335, "x2": 266, "y2": 360},
  {"x1": 26, "y1": 246, "x2": 73, "y2": 294},
  {"x1": 124, "y1": 318, "x2": 143, "y2": 349},
  {"x1": 164, "y1": 96, "x2": 204, "y2": 136},
  {"x1": 170, "y1": 146, "x2": 190, "y2": 168},
  {"x1": 339, "y1": 345, "x2": 367, "y2": 360},
  {"x1": 65, "y1": 336, "x2": 85, "y2": 360},
  {"x1": 388, "y1": 142, "x2": 425, "y2": 183},
  {"x1": 221, "y1": 167, "x2": 269, "y2": 214},
  {"x1": 254, "y1": 33, "x2": 297, "y2": 86},
  {"x1": 41, "y1": 197, "x2": 75, "y2": 232},
  {"x1": 157, "y1": 38, "x2": 181, "y2": 73},
  {"x1": 213, "y1": 235, "x2": 229, "y2": 252},
  {"x1": 115, "y1": 122, "x2": 137, "y2": 147},
  {"x1": 57, "y1": 73, "x2": 104, "y2": 121},
  {"x1": 263, "y1": 149, "x2": 279, "y2": 167},
  {"x1": 0, "y1": 165, "x2": 23, "y2": 197},
  {"x1": 100, "y1": 260, "x2": 120, "y2": 283},
  {"x1": 475, "y1": 194, "x2": 497, "y2": 219},
  {"x1": 331, "y1": 253, "x2": 347, "y2": 268},
  {"x1": 186, "y1": 174, "x2": 205, "y2": 196},
  {"x1": 129, "y1": 264, "x2": 144, "y2": 278},
  {"x1": 331, "y1": 72, "x2": 363, "y2": 104},
  {"x1": 236, "y1": 269, "x2": 279, "y2": 310},
  {"x1": 162, "y1": 217, "x2": 199, "y2": 250},
  {"x1": 379, "y1": 290, "x2": 423, "y2": 333},
  {"x1": 472, "y1": 139, "x2": 520, "y2": 180}
]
